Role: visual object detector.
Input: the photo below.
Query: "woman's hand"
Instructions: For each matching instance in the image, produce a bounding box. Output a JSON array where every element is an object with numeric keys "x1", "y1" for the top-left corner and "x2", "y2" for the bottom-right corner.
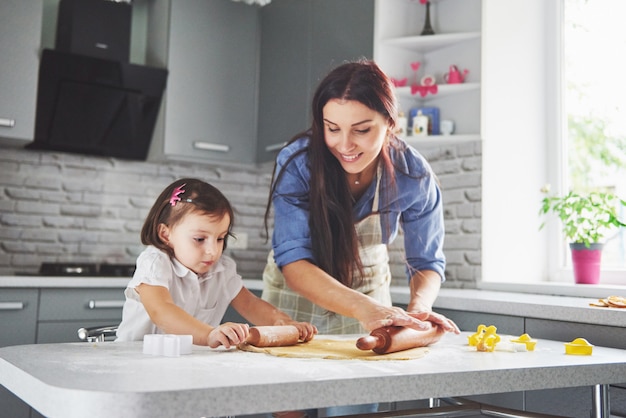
[
  {"x1": 405, "y1": 270, "x2": 460, "y2": 334},
  {"x1": 207, "y1": 322, "x2": 250, "y2": 348},
  {"x1": 359, "y1": 305, "x2": 429, "y2": 332},
  {"x1": 407, "y1": 310, "x2": 460, "y2": 334},
  {"x1": 280, "y1": 321, "x2": 318, "y2": 342},
  {"x1": 359, "y1": 305, "x2": 460, "y2": 335}
]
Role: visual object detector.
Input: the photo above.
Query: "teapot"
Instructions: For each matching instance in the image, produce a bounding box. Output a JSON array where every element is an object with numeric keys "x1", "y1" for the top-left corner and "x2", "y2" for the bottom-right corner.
[{"x1": 443, "y1": 65, "x2": 469, "y2": 84}]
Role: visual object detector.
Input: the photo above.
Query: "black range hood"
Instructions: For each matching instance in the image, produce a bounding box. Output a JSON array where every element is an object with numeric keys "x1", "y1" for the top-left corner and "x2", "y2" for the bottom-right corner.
[{"x1": 27, "y1": 49, "x2": 168, "y2": 160}]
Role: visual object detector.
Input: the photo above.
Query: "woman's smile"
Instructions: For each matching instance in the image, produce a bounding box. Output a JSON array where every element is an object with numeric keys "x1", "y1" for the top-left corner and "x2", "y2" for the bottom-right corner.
[{"x1": 340, "y1": 152, "x2": 363, "y2": 163}]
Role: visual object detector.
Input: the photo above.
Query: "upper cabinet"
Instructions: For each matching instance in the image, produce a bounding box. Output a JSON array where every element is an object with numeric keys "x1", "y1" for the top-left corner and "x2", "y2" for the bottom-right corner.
[
  {"x1": 256, "y1": 0, "x2": 375, "y2": 162},
  {"x1": 0, "y1": 1, "x2": 43, "y2": 145},
  {"x1": 146, "y1": 0, "x2": 260, "y2": 164},
  {"x1": 0, "y1": 0, "x2": 375, "y2": 164},
  {"x1": 374, "y1": 0, "x2": 482, "y2": 146}
]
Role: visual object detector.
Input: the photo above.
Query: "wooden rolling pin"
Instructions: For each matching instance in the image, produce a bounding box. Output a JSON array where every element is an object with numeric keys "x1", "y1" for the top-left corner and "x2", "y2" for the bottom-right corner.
[
  {"x1": 244, "y1": 325, "x2": 300, "y2": 347},
  {"x1": 356, "y1": 325, "x2": 443, "y2": 354}
]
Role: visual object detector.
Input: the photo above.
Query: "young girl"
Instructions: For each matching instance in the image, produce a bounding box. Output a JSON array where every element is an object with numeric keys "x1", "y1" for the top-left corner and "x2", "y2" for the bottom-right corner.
[{"x1": 116, "y1": 178, "x2": 317, "y2": 348}]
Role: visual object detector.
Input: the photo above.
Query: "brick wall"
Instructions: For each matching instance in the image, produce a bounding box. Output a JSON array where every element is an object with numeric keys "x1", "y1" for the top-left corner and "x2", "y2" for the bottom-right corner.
[{"x1": 0, "y1": 142, "x2": 481, "y2": 287}]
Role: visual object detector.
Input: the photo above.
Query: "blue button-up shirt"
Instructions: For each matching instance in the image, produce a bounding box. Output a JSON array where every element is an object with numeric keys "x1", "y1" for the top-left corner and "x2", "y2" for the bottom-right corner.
[{"x1": 271, "y1": 136, "x2": 446, "y2": 282}]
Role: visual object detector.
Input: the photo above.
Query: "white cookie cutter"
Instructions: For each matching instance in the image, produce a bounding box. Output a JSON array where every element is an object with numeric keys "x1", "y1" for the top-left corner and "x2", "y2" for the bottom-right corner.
[{"x1": 143, "y1": 334, "x2": 192, "y2": 357}]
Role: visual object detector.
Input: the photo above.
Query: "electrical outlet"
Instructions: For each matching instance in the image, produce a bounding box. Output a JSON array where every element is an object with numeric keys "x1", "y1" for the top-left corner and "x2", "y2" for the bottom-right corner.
[{"x1": 229, "y1": 232, "x2": 248, "y2": 249}]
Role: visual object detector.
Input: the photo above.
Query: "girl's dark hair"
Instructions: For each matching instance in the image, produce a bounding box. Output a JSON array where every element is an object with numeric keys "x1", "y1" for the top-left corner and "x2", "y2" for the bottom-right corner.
[
  {"x1": 265, "y1": 59, "x2": 400, "y2": 288},
  {"x1": 142, "y1": 178, "x2": 235, "y2": 256}
]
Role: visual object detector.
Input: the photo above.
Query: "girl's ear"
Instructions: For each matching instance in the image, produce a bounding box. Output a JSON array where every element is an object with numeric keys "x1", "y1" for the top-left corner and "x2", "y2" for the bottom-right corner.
[{"x1": 157, "y1": 223, "x2": 170, "y2": 245}]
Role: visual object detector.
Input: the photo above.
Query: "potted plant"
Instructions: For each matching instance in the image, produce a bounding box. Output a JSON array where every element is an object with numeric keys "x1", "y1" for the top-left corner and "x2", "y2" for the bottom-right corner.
[{"x1": 539, "y1": 185, "x2": 626, "y2": 284}]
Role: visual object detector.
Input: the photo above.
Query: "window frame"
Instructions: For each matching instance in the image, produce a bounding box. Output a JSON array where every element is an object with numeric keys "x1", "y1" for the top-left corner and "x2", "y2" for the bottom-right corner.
[{"x1": 480, "y1": 0, "x2": 625, "y2": 293}]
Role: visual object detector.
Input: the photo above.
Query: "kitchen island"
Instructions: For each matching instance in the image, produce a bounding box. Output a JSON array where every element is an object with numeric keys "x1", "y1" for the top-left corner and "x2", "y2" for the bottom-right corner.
[{"x1": 1, "y1": 333, "x2": 625, "y2": 418}]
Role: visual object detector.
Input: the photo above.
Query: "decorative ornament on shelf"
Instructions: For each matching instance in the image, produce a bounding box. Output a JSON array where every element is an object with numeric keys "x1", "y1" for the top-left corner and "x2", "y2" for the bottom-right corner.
[
  {"x1": 412, "y1": 111, "x2": 429, "y2": 137},
  {"x1": 420, "y1": 1, "x2": 435, "y2": 36},
  {"x1": 411, "y1": 84, "x2": 438, "y2": 97},
  {"x1": 406, "y1": 61, "x2": 438, "y2": 97},
  {"x1": 396, "y1": 111, "x2": 408, "y2": 137},
  {"x1": 444, "y1": 65, "x2": 469, "y2": 84},
  {"x1": 440, "y1": 119, "x2": 454, "y2": 135},
  {"x1": 391, "y1": 77, "x2": 408, "y2": 87}
]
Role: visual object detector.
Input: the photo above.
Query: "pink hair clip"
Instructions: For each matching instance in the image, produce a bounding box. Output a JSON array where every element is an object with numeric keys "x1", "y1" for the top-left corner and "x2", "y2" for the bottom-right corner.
[{"x1": 169, "y1": 183, "x2": 186, "y2": 206}]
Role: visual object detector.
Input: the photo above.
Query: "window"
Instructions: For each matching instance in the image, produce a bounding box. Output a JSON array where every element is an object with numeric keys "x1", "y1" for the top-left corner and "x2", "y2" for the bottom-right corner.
[
  {"x1": 481, "y1": 0, "x2": 625, "y2": 291},
  {"x1": 563, "y1": 0, "x2": 626, "y2": 277}
]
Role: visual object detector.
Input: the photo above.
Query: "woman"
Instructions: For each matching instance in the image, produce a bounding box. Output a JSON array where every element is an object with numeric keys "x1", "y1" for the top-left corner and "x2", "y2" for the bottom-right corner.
[{"x1": 262, "y1": 59, "x2": 459, "y2": 340}]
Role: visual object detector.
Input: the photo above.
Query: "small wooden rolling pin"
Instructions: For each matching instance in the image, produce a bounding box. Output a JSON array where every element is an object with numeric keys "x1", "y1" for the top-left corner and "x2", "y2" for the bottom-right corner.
[
  {"x1": 356, "y1": 325, "x2": 443, "y2": 354},
  {"x1": 244, "y1": 325, "x2": 300, "y2": 347}
]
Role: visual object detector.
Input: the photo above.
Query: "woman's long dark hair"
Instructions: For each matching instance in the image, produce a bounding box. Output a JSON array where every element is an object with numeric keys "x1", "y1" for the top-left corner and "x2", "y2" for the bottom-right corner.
[{"x1": 264, "y1": 60, "x2": 399, "y2": 288}]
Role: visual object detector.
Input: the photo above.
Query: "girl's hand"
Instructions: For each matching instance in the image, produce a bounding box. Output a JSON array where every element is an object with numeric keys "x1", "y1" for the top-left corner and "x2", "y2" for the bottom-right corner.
[
  {"x1": 207, "y1": 322, "x2": 250, "y2": 348},
  {"x1": 287, "y1": 321, "x2": 318, "y2": 342},
  {"x1": 274, "y1": 319, "x2": 318, "y2": 342}
]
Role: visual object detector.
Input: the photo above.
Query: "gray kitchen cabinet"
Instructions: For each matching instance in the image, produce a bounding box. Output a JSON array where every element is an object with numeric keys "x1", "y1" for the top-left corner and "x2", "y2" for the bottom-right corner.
[
  {"x1": 0, "y1": 1, "x2": 42, "y2": 146},
  {"x1": 0, "y1": 289, "x2": 38, "y2": 348},
  {"x1": 256, "y1": 0, "x2": 375, "y2": 162},
  {"x1": 525, "y1": 318, "x2": 626, "y2": 350},
  {"x1": 436, "y1": 307, "x2": 525, "y2": 335},
  {"x1": 37, "y1": 288, "x2": 124, "y2": 343},
  {"x1": 147, "y1": 0, "x2": 259, "y2": 164},
  {"x1": 0, "y1": 289, "x2": 39, "y2": 418},
  {"x1": 256, "y1": 0, "x2": 310, "y2": 161}
]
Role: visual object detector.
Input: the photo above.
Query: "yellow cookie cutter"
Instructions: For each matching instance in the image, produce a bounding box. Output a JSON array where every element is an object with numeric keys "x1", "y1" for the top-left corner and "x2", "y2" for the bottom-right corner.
[
  {"x1": 564, "y1": 338, "x2": 593, "y2": 355},
  {"x1": 468, "y1": 324, "x2": 500, "y2": 352},
  {"x1": 510, "y1": 333, "x2": 537, "y2": 351},
  {"x1": 468, "y1": 324, "x2": 487, "y2": 346}
]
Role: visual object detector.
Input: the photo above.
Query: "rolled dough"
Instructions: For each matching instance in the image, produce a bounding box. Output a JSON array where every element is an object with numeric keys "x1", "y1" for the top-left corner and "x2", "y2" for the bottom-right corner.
[{"x1": 238, "y1": 338, "x2": 429, "y2": 361}]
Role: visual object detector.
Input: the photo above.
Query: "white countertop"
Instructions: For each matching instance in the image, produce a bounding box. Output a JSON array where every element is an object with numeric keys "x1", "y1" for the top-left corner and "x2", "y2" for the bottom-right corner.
[
  {"x1": 0, "y1": 275, "x2": 130, "y2": 288},
  {"x1": 2, "y1": 276, "x2": 625, "y2": 328},
  {"x1": 392, "y1": 287, "x2": 626, "y2": 328},
  {"x1": 1, "y1": 333, "x2": 625, "y2": 418}
]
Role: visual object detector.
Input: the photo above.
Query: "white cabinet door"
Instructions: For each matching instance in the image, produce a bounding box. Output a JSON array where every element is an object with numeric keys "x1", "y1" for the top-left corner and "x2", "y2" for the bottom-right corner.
[{"x1": 0, "y1": 1, "x2": 42, "y2": 144}]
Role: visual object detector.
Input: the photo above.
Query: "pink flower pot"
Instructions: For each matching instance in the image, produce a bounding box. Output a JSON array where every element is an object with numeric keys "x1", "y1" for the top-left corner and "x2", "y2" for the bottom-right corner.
[{"x1": 569, "y1": 243, "x2": 603, "y2": 284}]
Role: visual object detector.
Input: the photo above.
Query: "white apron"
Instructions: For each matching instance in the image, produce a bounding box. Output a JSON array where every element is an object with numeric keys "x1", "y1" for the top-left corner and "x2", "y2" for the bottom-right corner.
[{"x1": 262, "y1": 170, "x2": 391, "y2": 334}]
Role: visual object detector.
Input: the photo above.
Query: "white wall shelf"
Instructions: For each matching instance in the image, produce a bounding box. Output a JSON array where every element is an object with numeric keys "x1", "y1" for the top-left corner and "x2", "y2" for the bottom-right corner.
[
  {"x1": 394, "y1": 82, "x2": 480, "y2": 101},
  {"x1": 374, "y1": 0, "x2": 482, "y2": 142},
  {"x1": 403, "y1": 134, "x2": 480, "y2": 148},
  {"x1": 384, "y1": 31, "x2": 481, "y2": 53}
]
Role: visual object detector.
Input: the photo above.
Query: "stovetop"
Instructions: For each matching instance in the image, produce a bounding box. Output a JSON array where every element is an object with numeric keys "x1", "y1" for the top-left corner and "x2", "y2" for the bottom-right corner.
[{"x1": 23, "y1": 262, "x2": 136, "y2": 277}]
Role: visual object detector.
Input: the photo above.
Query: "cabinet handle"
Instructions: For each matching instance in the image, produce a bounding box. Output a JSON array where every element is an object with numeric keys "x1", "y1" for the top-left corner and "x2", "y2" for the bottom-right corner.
[
  {"x1": 265, "y1": 142, "x2": 287, "y2": 152},
  {"x1": 0, "y1": 118, "x2": 16, "y2": 128},
  {"x1": 193, "y1": 141, "x2": 230, "y2": 152},
  {"x1": 88, "y1": 300, "x2": 125, "y2": 309},
  {"x1": 0, "y1": 302, "x2": 25, "y2": 310}
]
